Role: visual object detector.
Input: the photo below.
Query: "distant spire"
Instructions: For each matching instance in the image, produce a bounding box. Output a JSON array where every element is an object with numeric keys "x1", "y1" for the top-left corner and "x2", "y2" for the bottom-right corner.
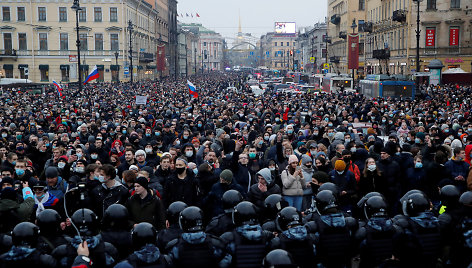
[{"x1": 238, "y1": 10, "x2": 242, "y2": 38}]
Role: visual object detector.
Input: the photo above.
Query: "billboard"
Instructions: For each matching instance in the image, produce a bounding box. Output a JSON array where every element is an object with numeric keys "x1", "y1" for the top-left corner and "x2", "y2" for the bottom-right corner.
[{"x1": 275, "y1": 22, "x2": 296, "y2": 34}]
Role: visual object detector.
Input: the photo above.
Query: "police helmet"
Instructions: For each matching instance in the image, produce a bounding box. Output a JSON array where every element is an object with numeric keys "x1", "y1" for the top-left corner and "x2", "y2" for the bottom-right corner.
[
  {"x1": 403, "y1": 193, "x2": 430, "y2": 217},
  {"x1": 222, "y1": 190, "x2": 243, "y2": 213},
  {"x1": 179, "y1": 206, "x2": 204, "y2": 232},
  {"x1": 460, "y1": 191, "x2": 472, "y2": 207},
  {"x1": 263, "y1": 249, "x2": 297, "y2": 268},
  {"x1": 71, "y1": 208, "x2": 99, "y2": 236},
  {"x1": 12, "y1": 222, "x2": 39, "y2": 247},
  {"x1": 276, "y1": 207, "x2": 302, "y2": 231},
  {"x1": 357, "y1": 192, "x2": 384, "y2": 209},
  {"x1": 167, "y1": 201, "x2": 188, "y2": 225},
  {"x1": 131, "y1": 222, "x2": 157, "y2": 250},
  {"x1": 318, "y1": 182, "x2": 339, "y2": 197},
  {"x1": 232, "y1": 201, "x2": 258, "y2": 226},
  {"x1": 36, "y1": 209, "x2": 61, "y2": 235},
  {"x1": 315, "y1": 190, "x2": 338, "y2": 214},
  {"x1": 440, "y1": 184, "x2": 460, "y2": 208},
  {"x1": 103, "y1": 204, "x2": 129, "y2": 229},
  {"x1": 264, "y1": 194, "x2": 288, "y2": 217},
  {"x1": 364, "y1": 195, "x2": 388, "y2": 220}
]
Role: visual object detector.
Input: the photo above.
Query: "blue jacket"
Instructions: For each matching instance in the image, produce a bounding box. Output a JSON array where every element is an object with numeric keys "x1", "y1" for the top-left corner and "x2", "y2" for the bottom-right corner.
[{"x1": 47, "y1": 176, "x2": 68, "y2": 199}]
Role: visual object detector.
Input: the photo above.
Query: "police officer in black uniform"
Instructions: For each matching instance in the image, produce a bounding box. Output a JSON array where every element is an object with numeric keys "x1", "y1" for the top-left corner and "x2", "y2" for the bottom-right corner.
[
  {"x1": 271, "y1": 206, "x2": 316, "y2": 268},
  {"x1": 261, "y1": 194, "x2": 288, "y2": 232},
  {"x1": 306, "y1": 190, "x2": 358, "y2": 267},
  {"x1": 262, "y1": 249, "x2": 298, "y2": 268},
  {"x1": 355, "y1": 195, "x2": 401, "y2": 268},
  {"x1": 448, "y1": 190, "x2": 472, "y2": 267},
  {"x1": 100, "y1": 204, "x2": 133, "y2": 260},
  {"x1": 115, "y1": 222, "x2": 171, "y2": 268},
  {"x1": 393, "y1": 191, "x2": 442, "y2": 267},
  {"x1": 52, "y1": 208, "x2": 118, "y2": 268},
  {"x1": 157, "y1": 201, "x2": 187, "y2": 251},
  {"x1": 166, "y1": 206, "x2": 231, "y2": 267},
  {"x1": 220, "y1": 201, "x2": 274, "y2": 268},
  {"x1": 0, "y1": 222, "x2": 56, "y2": 268},
  {"x1": 206, "y1": 190, "x2": 242, "y2": 236},
  {"x1": 36, "y1": 209, "x2": 68, "y2": 255}
]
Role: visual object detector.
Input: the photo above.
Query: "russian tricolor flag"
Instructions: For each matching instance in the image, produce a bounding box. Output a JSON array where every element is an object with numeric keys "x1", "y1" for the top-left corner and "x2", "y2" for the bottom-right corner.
[
  {"x1": 187, "y1": 80, "x2": 198, "y2": 98},
  {"x1": 53, "y1": 80, "x2": 64, "y2": 98},
  {"x1": 83, "y1": 65, "x2": 99, "y2": 85}
]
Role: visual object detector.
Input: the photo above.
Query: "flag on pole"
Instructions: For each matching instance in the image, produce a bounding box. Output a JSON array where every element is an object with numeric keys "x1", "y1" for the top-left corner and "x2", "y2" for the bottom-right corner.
[
  {"x1": 83, "y1": 65, "x2": 99, "y2": 85},
  {"x1": 187, "y1": 80, "x2": 198, "y2": 98},
  {"x1": 196, "y1": 13, "x2": 200, "y2": 17},
  {"x1": 53, "y1": 80, "x2": 64, "y2": 98}
]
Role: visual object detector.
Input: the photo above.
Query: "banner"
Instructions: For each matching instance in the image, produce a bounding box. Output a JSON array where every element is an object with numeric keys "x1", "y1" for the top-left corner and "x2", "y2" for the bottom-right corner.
[
  {"x1": 157, "y1": 45, "x2": 166, "y2": 71},
  {"x1": 449, "y1": 28, "x2": 459, "y2": 46},
  {"x1": 348, "y1": 33, "x2": 359, "y2": 70},
  {"x1": 135, "y1": 95, "x2": 147, "y2": 105},
  {"x1": 425, "y1": 28, "x2": 435, "y2": 47}
]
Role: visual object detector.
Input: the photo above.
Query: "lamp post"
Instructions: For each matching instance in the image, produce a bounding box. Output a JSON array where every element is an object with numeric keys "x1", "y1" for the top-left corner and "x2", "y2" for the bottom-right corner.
[
  {"x1": 71, "y1": 0, "x2": 82, "y2": 90},
  {"x1": 413, "y1": 0, "x2": 421, "y2": 73},
  {"x1": 128, "y1": 20, "x2": 133, "y2": 83},
  {"x1": 114, "y1": 51, "x2": 119, "y2": 82},
  {"x1": 351, "y1": 19, "x2": 357, "y2": 85},
  {"x1": 194, "y1": 48, "x2": 197, "y2": 74}
]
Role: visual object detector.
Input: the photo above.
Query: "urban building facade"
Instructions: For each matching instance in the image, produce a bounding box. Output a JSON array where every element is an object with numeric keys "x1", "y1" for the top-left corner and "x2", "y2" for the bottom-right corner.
[
  {"x1": 0, "y1": 0, "x2": 169, "y2": 83},
  {"x1": 260, "y1": 32, "x2": 298, "y2": 70},
  {"x1": 295, "y1": 22, "x2": 327, "y2": 73}
]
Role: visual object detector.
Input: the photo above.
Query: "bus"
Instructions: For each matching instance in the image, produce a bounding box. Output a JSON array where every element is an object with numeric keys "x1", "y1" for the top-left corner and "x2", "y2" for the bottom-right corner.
[
  {"x1": 322, "y1": 74, "x2": 354, "y2": 93},
  {"x1": 359, "y1": 78, "x2": 415, "y2": 99}
]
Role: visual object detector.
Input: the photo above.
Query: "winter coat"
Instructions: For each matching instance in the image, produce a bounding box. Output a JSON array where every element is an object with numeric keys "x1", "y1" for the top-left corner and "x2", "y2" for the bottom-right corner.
[
  {"x1": 46, "y1": 176, "x2": 68, "y2": 200},
  {"x1": 445, "y1": 158, "x2": 470, "y2": 192},
  {"x1": 125, "y1": 190, "x2": 166, "y2": 230},
  {"x1": 205, "y1": 181, "x2": 246, "y2": 217},
  {"x1": 358, "y1": 170, "x2": 387, "y2": 196},
  {"x1": 281, "y1": 168, "x2": 306, "y2": 196},
  {"x1": 247, "y1": 168, "x2": 282, "y2": 209},
  {"x1": 405, "y1": 167, "x2": 427, "y2": 192},
  {"x1": 90, "y1": 180, "x2": 129, "y2": 219},
  {"x1": 0, "y1": 197, "x2": 34, "y2": 233},
  {"x1": 163, "y1": 170, "x2": 201, "y2": 208}
]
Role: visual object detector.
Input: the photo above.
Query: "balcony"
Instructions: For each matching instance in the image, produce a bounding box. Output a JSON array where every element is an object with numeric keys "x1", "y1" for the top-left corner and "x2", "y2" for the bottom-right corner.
[
  {"x1": 0, "y1": 49, "x2": 17, "y2": 61},
  {"x1": 139, "y1": 52, "x2": 154, "y2": 63},
  {"x1": 331, "y1": 14, "x2": 341, "y2": 25},
  {"x1": 330, "y1": 56, "x2": 340, "y2": 63},
  {"x1": 339, "y1": 31, "x2": 347, "y2": 39},
  {"x1": 392, "y1": 10, "x2": 406, "y2": 22}
]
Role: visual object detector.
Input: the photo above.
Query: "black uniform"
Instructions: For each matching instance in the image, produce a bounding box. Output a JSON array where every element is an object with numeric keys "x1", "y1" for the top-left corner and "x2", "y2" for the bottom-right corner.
[
  {"x1": 271, "y1": 224, "x2": 316, "y2": 268},
  {"x1": 0, "y1": 246, "x2": 56, "y2": 268}
]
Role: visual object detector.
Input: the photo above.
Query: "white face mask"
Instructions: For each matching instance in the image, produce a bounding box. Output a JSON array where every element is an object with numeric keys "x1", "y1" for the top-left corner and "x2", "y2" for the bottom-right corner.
[
  {"x1": 75, "y1": 166, "x2": 84, "y2": 173},
  {"x1": 367, "y1": 164, "x2": 376, "y2": 171},
  {"x1": 145, "y1": 148, "x2": 153, "y2": 154},
  {"x1": 185, "y1": 151, "x2": 194, "y2": 158},
  {"x1": 57, "y1": 162, "x2": 66, "y2": 169},
  {"x1": 98, "y1": 175, "x2": 105, "y2": 183}
]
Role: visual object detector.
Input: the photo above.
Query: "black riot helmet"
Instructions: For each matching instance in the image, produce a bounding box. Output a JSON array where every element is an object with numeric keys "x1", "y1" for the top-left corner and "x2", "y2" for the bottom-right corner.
[
  {"x1": 264, "y1": 194, "x2": 288, "y2": 219},
  {"x1": 318, "y1": 182, "x2": 339, "y2": 197},
  {"x1": 276, "y1": 207, "x2": 302, "y2": 231},
  {"x1": 315, "y1": 190, "x2": 338, "y2": 215},
  {"x1": 71, "y1": 208, "x2": 99, "y2": 237},
  {"x1": 179, "y1": 206, "x2": 204, "y2": 232},
  {"x1": 403, "y1": 193, "x2": 430, "y2": 217},
  {"x1": 222, "y1": 190, "x2": 243, "y2": 213},
  {"x1": 167, "y1": 201, "x2": 188, "y2": 225},
  {"x1": 12, "y1": 222, "x2": 39, "y2": 247},
  {"x1": 232, "y1": 201, "x2": 258, "y2": 226},
  {"x1": 103, "y1": 204, "x2": 129, "y2": 229},
  {"x1": 263, "y1": 249, "x2": 297, "y2": 268},
  {"x1": 131, "y1": 222, "x2": 157, "y2": 250},
  {"x1": 36, "y1": 209, "x2": 61, "y2": 236},
  {"x1": 440, "y1": 185, "x2": 460, "y2": 208},
  {"x1": 460, "y1": 191, "x2": 472, "y2": 207},
  {"x1": 357, "y1": 192, "x2": 384, "y2": 209},
  {"x1": 364, "y1": 196, "x2": 388, "y2": 220}
]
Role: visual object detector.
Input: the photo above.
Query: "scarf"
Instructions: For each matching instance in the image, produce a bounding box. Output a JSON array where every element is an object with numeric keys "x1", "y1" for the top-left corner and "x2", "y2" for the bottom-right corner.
[{"x1": 34, "y1": 192, "x2": 50, "y2": 216}]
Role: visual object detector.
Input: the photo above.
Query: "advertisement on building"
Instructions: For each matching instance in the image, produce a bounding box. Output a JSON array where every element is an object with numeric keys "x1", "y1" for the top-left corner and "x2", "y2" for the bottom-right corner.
[
  {"x1": 157, "y1": 45, "x2": 166, "y2": 72},
  {"x1": 425, "y1": 28, "x2": 435, "y2": 47},
  {"x1": 348, "y1": 33, "x2": 359, "y2": 70},
  {"x1": 275, "y1": 22, "x2": 296, "y2": 34},
  {"x1": 449, "y1": 27, "x2": 459, "y2": 46}
]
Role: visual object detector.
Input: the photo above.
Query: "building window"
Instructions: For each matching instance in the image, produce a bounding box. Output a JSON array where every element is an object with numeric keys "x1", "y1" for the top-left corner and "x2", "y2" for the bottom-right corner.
[
  {"x1": 203, "y1": 42, "x2": 207, "y2": 46},
  {"x1": 17, "y1": 7, "x2": 25, "y2": 21},
  {"x1": 2, "y1": 7, "x2": 10, "y2": 21},
  {"x1": 39, "y1": 33, "x2": 47, "y2": 50},
  {"x1": 280, "y1": 42, "x2": 283, "y2": 46},
  {"x1": 426, "y1": 0, "x2": 436, "y2": 9},
  {"x1": 18, "y1": 33, "x2": 27, "y2": 50},
  {"x1": 40, "y1": 69, "x2": 48, "y2": 81},
  {"x1": 451, "y1": 0, "x2": 460, "y2": 8},
  {"x1": 79, "y1": 33, "x2": 87, "y2": 50},
  {"x1": 287, "y1": 42, "x2": 289, "y2": 46},
  {"x1": 95, "y1": 33, "x2": 103, "y2": 50},
  {"x1": 60, "y1": 33, "x2": 68, "y2": 50},
  {"x1": 110, "y1": 33, "x2": 119, "y2": 51},
  {"x1": 59, "y1": 7, "x2": 67, "y2": 21},
  {"x1": 359, "y1": 0, "x2": 365, "y2": 10},
  {"x1": 94, "y1": 7, "x2": 102, "y2": 22},
  {"x1": 38, "y1": 7, "x2": 46, "y2": 21},
  {"x1": 274, "y1": 42, "x2": 277, "y2": 46},
  {"x1": 79, "y1": 8, "x2": 86, "y2": 22},
  {"x1": 110, "y1": 7, "x2": 117, "y2": 22},
  {"x1": 3, "y1": 33, "x2": 12, "y2": 52},
  {"x1": 61, "y1": 66, "x2": 69, "y2": 81}
]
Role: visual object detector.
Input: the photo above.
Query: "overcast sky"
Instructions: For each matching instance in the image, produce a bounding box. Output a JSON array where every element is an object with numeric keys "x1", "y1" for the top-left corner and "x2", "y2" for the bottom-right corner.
[{"x1": 177, "y1": 0, "x2": 326, "y2": 44}]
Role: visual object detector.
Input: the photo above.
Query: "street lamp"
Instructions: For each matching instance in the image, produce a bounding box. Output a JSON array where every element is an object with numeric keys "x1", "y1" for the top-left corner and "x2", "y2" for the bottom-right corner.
[
  {"x1": 128, "y1": 20, "x2": 134, "y2": 83},
  {"x1": 351, "y1": 19, "x2": 357, "y2": 83},
  {"x1": 194, "y1": 48, "x2": 197, "y2": 74},
  {"x1": 413, "y1": 0, "x2": 421, "y2": 73},
  {"x1": 71, "y1": 0, "x2": 82, "y2": 91},
  {"x1": 114, "y1": 51, "x2": 119, "y2": 66}
]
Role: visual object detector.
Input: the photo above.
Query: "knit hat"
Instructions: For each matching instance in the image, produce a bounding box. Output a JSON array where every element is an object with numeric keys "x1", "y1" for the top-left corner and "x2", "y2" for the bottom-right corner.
[
  {"x1": 135, "y1": 177, "x2": 149, "y2": 190},
  {"x1": 45, "y1": 167, "x2": 58, "y2": 178},
  {"x1": 367, "y1": 128, "x2": 376, "y2": 135},
  {"x1": 381, "y1": 141, "x2": 397, "y2": 156},
  {"x1": 288, "y1": 155, "x2": 299, "y2": 164},
  {"x1": 334, "y1": 160, "x2": 346, "y2": 171},
  {"x1": 0, "y1": 177, "x2": 14, "y2": 188},
  {"x1": 301, "y1": 155, "x2": 312, "y2": 166},
  {"x1": 416, "y1": 132, "x2": 425, "y2": 142},
  {"x1": 135, "y1": 150, "x2": 146, "y2": 158},
  {"x1": 216, "y1": 129, "x2": 225, "y2": 137},
  {"x1": 129, "y1": 165, "x2": 139, "y2": 171},
  {"x1": 0, "y1": 187, "x2": 17, "y2": 201},
  {"x1": 220, "y1": 169, "x2": 233, "y2": 183}
]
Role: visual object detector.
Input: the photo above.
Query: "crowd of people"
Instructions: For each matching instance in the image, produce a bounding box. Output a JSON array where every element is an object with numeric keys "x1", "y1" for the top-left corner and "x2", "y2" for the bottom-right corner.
[{"x1": 0, "y1": 72, "x2": 472, "y2": 267}]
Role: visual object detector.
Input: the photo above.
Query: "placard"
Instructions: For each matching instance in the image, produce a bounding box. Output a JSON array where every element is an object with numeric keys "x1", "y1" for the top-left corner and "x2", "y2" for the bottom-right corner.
[{"x1": 135, "y1": 95, "x2": 147, "y2": 105}]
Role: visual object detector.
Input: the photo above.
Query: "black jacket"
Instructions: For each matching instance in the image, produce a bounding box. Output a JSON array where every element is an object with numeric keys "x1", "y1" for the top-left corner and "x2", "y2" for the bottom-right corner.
[
  {"x1": 125, "y1": 190, "x2": 166, "y2": 230},
  {"x1": 90, "y1": 180, "x2": 129, "y2": 219},
  {"x1": 163, "y1": 170, "x2": 201, "y2": 208}
]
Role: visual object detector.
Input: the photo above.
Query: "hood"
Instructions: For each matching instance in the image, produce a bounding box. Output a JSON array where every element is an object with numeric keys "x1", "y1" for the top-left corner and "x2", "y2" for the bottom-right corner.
[
  {"x1": 134, "y1": 244, "x2": 161, "y2": 264},
  {"x1": 465, "y1": 144, "x2": 472, "y2": 164},
  {"x1": 236, "y1": 224, "x2": 263, "y2": 241},
  {"x1": 282, "y1": 225, "x2": 308, "y2": 241},
  {"x1": 182, "y1": 231, "x2": 206, "y2": 244},
  {"x1": 334, "y1": 132, "x2": 344, "y2": 141},
  {"x1": 0, "y1": 199, "x2": 20, "y2": 212},
  {"x1": 257, "y1": 168, "x2": 273, "y2": 185},
  {"x1": 3, "y1": 246, "x2": 35, "y2": 261},
  {"x1": 368, "y1": 217, "x2": 394, "y2": 232},
  {"x1": 320, "y1": 213, "x2": 346, "y2": 228},
  {"x1": 102, "y1": 178, "x2": 123, "y2": 189}
]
